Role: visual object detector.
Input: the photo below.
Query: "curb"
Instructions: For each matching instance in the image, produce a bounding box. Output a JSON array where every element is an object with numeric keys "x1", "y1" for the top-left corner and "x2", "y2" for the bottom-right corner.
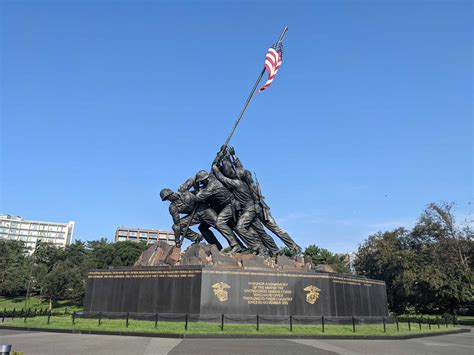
[{"x1": 0, "y1": 325, "x2": 469, "y2": 340}]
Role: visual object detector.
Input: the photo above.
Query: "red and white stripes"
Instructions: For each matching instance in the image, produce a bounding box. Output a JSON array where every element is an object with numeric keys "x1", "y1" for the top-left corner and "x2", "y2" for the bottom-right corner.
[{"x1": 259, "y1": 46, "x2": 283, "y2": 92}]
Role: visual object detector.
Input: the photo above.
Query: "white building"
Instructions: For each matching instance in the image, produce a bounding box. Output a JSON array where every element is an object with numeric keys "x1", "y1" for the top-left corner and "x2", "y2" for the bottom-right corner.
[
  {"x1": 0, "y1": 214, "x2": 75, "y2": 252},
  {"x1": 115, "y1": 227, "x2": 174, "y2": 245}
]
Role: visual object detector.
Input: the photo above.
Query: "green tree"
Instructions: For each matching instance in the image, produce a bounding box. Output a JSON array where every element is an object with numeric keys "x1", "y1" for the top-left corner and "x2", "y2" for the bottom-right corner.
[
  {"x1": 42, "y1": 261, "x2": 82, "y2": 310},
  {"x1": 86, "y1": 238, "x2": 115, "y2": 269},
  {"x1": 32, "y1": 242, "x2": 66, "y2": 302},
  {"x1": 34, "y1": 242, "x2": 65, "y2": 270},
  {"x1": 0, "y1": 237, "x2": 151, "y2": 304},
  {"x1": 355, "y1": 202, "x2": 473, "y2": 315},
  {"x1": 354, "y1": 228, "x2": 413, "y2": 313},
  {"x1": 280, "y1": 246, "x2": 298, "y2": 258},
  {"x1": 64, "y1": 240, "x2": 88, "y2": 268},
  {"x1": 85, "y1": 239, "x2": 148, "y2": 269},
  {"x1": 304, "y1": 244, "x2": 350, "y2": 273},
  {"x1": 111, "y1": 241, "x2": 149, "y2": 266},
  {"x1": 409, "y1": 202, "x2": 472, "y2": 314},
  {"x1": 0, "y1": 240, "x2": 30, "y2": 296},
  {"x1": 61, "y1": 241, "x2": 89, "y2": 300}
]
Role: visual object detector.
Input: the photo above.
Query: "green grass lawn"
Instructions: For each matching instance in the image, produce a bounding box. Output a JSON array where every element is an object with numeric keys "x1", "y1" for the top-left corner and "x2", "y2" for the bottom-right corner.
[
  {"x1": 0, "y1": 296, "x2": 82, "y2": 314},
  {"x1": 0, "y1": 315, "x2": 461, "y2": 336},
  {"x1": 396, "y1": 313, "x2": 474, "y2": 326},
  {"x1": 0, "y1": 296, "x2": 466, "y2": 335}
]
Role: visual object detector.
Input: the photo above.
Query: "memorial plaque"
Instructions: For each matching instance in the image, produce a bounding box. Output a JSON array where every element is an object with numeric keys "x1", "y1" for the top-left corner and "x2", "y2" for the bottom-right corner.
[{"x1": 83, "y1": 266, "x2": 388, "y2": 317}]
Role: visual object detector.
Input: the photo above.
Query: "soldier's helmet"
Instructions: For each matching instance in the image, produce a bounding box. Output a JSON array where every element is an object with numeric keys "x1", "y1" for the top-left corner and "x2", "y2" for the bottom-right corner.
[
  {"x1": 195, "y1": 170, "x2": 210, "y2": 182},
  {"x1": 160, "y1": 188, "x2": 174, "y2": 201}
]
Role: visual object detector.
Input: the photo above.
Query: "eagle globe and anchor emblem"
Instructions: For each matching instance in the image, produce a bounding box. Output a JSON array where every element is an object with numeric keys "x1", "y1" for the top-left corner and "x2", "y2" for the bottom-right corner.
[
  {"x1": 211, "y1": 282, "x2": 231, "y2": 302},
  {"x1": 304, "y1": 285, "x2": 321, "y2": 305}
]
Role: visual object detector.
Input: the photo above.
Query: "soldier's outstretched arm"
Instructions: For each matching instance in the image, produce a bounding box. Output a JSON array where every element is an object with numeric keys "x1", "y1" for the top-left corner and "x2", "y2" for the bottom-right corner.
[
  {"x1": 195, "y1": 183, "x2": 215, "y2": 202},
  {"x1": 229, "y1": 146, "x2": 244, "y2": 170},
  {"x1": 212, "y1": 162, "x2": 239, "y2": 189},
  {"x1": 179, "y1": 176, "x2": 196, "y2": 192}
]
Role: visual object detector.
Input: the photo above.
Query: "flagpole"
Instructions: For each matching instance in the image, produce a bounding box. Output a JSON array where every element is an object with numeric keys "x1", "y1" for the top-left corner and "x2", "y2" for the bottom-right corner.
[
  {"x1": 224, "y1": 25, "x2": 288, "y2": 146},
  {"x1": 178, "y1": 26, "x2": 288, "y2": 247}
]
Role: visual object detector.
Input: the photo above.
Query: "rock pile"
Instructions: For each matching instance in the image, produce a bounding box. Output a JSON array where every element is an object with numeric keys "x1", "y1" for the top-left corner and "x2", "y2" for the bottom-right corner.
[{"x1": 134, "y1": 242, "x2": 329, "y2": 272}]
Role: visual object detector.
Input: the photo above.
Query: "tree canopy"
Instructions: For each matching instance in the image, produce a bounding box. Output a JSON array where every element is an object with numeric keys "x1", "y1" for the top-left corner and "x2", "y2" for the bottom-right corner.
[
  {"x1": 303, "y1": 245, "x2": 351, "y2": 273},
  {"x1": 0, "y1": 239, "x2": 148, "y2": 308},
  {"x1": 355, "y1": 202, "x2": 473, "y2": 315}
]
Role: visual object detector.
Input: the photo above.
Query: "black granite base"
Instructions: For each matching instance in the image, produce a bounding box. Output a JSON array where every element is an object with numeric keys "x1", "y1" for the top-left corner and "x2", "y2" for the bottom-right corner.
[{"x1": 83, "y1": 266, "x2": 388, "y2": 317}]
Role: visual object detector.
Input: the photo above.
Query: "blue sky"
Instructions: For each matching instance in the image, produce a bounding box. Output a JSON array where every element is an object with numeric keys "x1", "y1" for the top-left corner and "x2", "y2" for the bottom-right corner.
[{"x1": 1, "y1": 0, "x2": 472, "y2": 252}]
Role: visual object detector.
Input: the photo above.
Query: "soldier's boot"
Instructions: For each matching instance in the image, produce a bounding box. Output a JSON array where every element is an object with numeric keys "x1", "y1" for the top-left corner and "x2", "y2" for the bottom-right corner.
[
  {"x1": 256, "y1": 246, "x2": 270, "y2": 257},
  {"x1": 231, "y1": 245, "x2": 245, "y2": 253},
  {"x1": 183, "y1": 227, "x2": 202, "y2": 245}
]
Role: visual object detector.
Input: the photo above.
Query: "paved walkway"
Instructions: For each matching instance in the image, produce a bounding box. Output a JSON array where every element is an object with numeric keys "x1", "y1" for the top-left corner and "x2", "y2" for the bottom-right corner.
[{"x1": 0, "y1": 329, "x2": 472, "y2": 354}]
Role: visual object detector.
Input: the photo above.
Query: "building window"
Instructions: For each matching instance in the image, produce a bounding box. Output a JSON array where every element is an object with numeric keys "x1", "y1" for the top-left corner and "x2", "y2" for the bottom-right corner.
[
  {"x1": 118, "y1": 230, "x2": 128, "y2": 236},
  {"x1": 129, "y1": 232, "x2": 137, "y2": 237}
]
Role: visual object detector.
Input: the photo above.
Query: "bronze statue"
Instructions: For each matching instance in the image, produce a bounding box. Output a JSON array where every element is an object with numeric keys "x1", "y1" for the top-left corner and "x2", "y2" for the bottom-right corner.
[{"x1": 160, "y1": 145, "x2": 300, "y2": 255}]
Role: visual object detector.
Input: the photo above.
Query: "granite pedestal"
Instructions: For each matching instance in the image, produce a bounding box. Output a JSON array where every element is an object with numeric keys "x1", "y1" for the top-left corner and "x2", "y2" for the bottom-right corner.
[{"x1": 83, "y1": 266, "x2": 388, "y2": 317}]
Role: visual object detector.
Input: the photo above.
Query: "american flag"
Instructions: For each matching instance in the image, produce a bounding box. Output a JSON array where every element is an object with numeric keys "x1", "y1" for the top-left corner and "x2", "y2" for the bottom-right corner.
[{"x1": 258, "y1": 42, "x2": 283, "y2": 92}]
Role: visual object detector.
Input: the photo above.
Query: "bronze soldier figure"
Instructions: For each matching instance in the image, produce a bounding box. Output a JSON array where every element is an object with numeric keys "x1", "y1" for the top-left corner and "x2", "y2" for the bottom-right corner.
[
  {"x1": 160, "y1": 188, "x2": 223, "y2": 249},
  {"x1": 228, "y1": 146, "x2": 302, "y2": 254},
  {"x1": 179, "y1": 171, "x2": 243, "y2": 253},
  {"x1": 214, "y1": 149, "x2": 278, "y2": 255}
]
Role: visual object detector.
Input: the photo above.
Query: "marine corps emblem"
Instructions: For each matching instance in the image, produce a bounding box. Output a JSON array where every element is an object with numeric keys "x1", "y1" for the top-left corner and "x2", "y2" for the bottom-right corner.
[
  {"x1": 303, "y1": 285, "x2": 321, "y2": 305},
  {"x1": 211, "y1": 282, "x2": 231, "y2": 302}
]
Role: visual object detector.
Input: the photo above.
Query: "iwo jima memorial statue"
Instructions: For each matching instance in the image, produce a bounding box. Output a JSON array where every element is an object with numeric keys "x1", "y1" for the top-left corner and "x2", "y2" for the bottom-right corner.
[{"x1": 84, "y1": 27, "x2": 388, "y2": 319}]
